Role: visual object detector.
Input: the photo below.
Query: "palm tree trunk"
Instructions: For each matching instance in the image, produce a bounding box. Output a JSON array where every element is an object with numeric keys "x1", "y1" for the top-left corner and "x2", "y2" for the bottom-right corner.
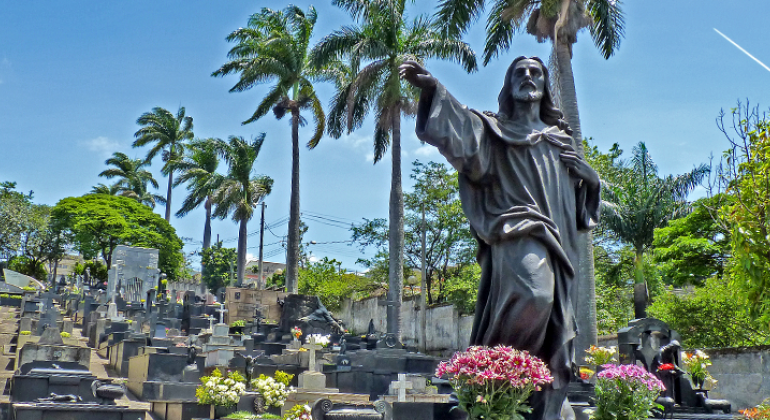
[
  {"x1": 201, "y1": 198, "x2": 213, "y2": 280},
  {"x1": 387, "y1": 108, "x2": 405, "y2": 344},
  {"x1": 203, "y1": 198, "x2": 212, "y2": 251},
  {"x1": 633, "y1": 250, "x2": 647, "y2": 319},
  {"x1": 165, "y1": 171, "x2": 173, "y2": 221},
  {"x1": 237, "y1": 217, "x2": 248, "y2": 287},
  {"x1": 555, "y1": 39, "x2": 598, "y2": 356},
  {"x1": 285, "y1": 110, "x2": 302, "y2": 294}
]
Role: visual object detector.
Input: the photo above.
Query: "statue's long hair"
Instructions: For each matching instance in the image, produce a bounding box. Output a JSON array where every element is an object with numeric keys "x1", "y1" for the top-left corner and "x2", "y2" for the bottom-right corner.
[{"x1": 497, "y1": 56, "x2": 572, "y2": 135}]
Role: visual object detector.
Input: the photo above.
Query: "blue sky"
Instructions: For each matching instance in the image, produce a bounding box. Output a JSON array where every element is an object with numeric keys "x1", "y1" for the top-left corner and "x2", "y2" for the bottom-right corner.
[{"x1": 1, "y1": 1, "x2": 769, "y2": 271}]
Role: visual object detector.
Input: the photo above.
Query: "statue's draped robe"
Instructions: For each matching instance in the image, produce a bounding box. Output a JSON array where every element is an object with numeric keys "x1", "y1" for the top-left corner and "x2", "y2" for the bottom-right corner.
[{"x1": 416, "y1": 83, "x2": 600, "y2": 390}]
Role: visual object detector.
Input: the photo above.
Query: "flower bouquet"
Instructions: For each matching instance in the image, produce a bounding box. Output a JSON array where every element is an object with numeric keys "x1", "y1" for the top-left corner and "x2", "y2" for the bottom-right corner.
[
  {"x1": 584, "y1": 345, "x2": 617, "y2": 367},
  {"x1": 590, "y1": 364, "x2": 665, "y2": 420},
  {"x1": 436, "y1": 345, "x2": 553, "y2": 420},
  {"x1": 291, "y1": 326, "x2": 302, "y2": 340},
  {"x1": 251, "y1": 373, "x2": 295, "y2": 408},
  {"x1": 283, "y1": 404, "x2": 312, "y2": 420},
  {"x1": 196, "y1": 368, "x2": 247, "y2": 407},
  {"x1": 681, "y1": 350, "x2": 712, "y2": 388},
  {"x1": 306, "y1": 334, "x2": 330, "y2": 347}
]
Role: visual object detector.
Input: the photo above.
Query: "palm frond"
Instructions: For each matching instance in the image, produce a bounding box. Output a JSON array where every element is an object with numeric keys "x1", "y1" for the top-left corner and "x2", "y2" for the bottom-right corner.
[
  {"x1": 433, "y1": 0, "x2": 485, "y2": 37},
  {"x1": 587, "y1": 0, "x2": 625, "y2": 59},
  {"x1": 483, "y1": 0, "x2": 518, "y2": 65}
]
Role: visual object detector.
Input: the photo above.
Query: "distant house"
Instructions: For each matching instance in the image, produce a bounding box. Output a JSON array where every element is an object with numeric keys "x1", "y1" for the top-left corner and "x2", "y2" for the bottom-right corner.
[
  {"x1": 51, "y1": 254, "x2": 84, "y2": 278},
  {"x1": 244, "y1": 260, "x2": 285, "y2": 288}
]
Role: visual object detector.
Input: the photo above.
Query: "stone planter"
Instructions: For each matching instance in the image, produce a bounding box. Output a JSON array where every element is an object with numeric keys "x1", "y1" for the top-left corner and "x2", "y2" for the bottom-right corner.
[{"x1": 210, "y1": 404, "x2": 236, "y2": 419}]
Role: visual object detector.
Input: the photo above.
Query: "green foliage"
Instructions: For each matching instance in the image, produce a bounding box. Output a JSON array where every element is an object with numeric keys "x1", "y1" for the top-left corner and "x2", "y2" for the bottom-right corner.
[
  {"x1": 230, "y1": 319, "x2": 246, "y2": 328},
  {"x1": 200, "y1": 241, "x2": 237, "y2": 292},
  {"x1": 19, "y1": 330, "x2": 30, "y2": 335},
  {"x1": 0, "y1": 181, "x2": 35, "y2": 259},
  {"x1": 593, "y1": 140, "x2": 707, "y2": 316},
  {"x1": 443, "y1": 264, "x2": 480, "y2": 315},
  {"x1": 50, "y1": 194, "x2": 184, "y2": 281},
  {"x1": 8, "y1": 256, "x2": 47, "y2": 281},
  {"x1": 82, "y1": 260, "x2": 109, "y2": 282},
  {"x1": 653, "y1": 195, "x2": 731, "y2": 287},
  {"x1": 716, "y1": 103, "x2": 770, "y2": 323},
  {"x1": 298, "y1": 257, "x2": 379, "y2": 311},
  {"x1": 0, "y1": 294, "x2": 9, "y2": 298},
  {"x1": 352, "y1": 161, "x2": 477, "y2": 304},
  {"x1": 595, "y1": 283, "x2": 633, "y2": 336},
  {"x1": 648, "y1": 276, "x2": 769, "y2": 348},
  {"x1": 274, "y1": 370, "x2": 294, "y2": 387}
]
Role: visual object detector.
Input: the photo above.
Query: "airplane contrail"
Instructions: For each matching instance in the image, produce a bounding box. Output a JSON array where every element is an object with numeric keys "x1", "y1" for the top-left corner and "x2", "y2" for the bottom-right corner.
[{"x1": 714, "y1": 28, "x2": 770, "y2": 73}]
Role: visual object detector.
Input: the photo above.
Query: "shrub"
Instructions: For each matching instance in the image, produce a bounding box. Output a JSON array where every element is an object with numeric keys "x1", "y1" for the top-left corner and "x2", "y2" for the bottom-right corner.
[
  {"x1": 60, "y1": 332, "x2": 71, "y2": 338},
  {"x1": 20, "y1": 331, "x2": 31, "y2": 335}
]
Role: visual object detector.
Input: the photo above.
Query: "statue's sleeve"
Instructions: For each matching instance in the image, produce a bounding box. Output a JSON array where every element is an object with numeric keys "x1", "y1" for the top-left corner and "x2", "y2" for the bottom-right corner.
[
  {"x1": 574, "y1": 169, "x2": 602, "y2": 231},
  {"x1": 415, "y1": 83, "x2": 490, "y2": 181}
]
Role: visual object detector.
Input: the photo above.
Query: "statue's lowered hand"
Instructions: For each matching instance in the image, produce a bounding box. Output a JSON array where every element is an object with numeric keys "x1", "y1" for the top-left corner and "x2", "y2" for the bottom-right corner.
[{"x1": 399, "y1": 60, "x2": 437, "y2": 90}]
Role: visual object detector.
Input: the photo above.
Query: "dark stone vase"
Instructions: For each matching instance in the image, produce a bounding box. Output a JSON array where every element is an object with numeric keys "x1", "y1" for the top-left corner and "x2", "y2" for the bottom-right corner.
[{"x1": 212, "y1": 404, "x2": 236, "y2": 419}]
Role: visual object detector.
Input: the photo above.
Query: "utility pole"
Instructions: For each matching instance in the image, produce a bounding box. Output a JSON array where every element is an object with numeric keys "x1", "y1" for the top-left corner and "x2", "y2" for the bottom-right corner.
[
  {"x1": 258, "y1": 202, "x2": 267, "y2": 289},
  {"x1": 420, "y1": 204, "x2": 427, "y2": 353}
]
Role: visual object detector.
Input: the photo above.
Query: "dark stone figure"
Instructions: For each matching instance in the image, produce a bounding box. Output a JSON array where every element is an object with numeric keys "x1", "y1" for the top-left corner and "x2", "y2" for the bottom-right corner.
[
  {"x1": 651, "y1": 340, "x2": 685, "y2": 399},
  {"x1": 400, "y1": 57, "x2": 601, "y2": 420}
]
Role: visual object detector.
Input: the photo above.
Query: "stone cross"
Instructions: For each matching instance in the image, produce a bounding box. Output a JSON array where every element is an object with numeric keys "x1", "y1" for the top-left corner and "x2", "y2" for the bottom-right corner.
[
  {"x1": 306, "y1": 336, "x2": 323, "y2": 372},
  {"x1": 208, "y1": 315, "x2": 215, "y2": 332},
  {"x1": 216, "y1": 303, "x2": 228, "y2": 325},
  {"x1": 393, "y1": 374, "x2": 413, "y2": 402},
  {"x1": 37, "y1": 300, "x2": 45, "y2": 314}
]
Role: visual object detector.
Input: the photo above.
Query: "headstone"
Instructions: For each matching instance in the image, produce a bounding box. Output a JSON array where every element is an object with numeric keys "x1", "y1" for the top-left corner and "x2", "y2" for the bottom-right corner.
[
  {"x1": 216, "y1": 303, "x2": 227, "y2": 325},
  {"x1": 38, "y1": 324, "x2": 64, "y2": 346},
  {"x1": 391, "y1": 374, "x2": 413, "y2": 402}
]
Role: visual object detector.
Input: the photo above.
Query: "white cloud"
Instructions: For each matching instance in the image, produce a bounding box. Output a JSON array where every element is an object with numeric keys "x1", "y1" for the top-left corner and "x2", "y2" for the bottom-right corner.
[
  {"x1": 79, "y1": 136, "x2": 121, "y2": 158},
  {"x1": 413, "y1": 144, "x2": 440, "y2": 159},
  {"x1": 308, "y1": 256, "x2": 320, "y2": 263}
]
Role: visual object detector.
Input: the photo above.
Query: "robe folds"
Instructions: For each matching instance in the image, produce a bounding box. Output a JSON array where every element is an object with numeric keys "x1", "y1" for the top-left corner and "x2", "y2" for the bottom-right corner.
[{"x1": 415, "y1": 83, "x2": 601, "y2": 390}]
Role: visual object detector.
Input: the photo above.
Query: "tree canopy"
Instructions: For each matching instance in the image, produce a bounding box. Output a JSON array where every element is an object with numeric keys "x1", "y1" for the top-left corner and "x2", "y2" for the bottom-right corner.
[{"x1": 50, "y1": 194, "x2": 184, "y2": 280}]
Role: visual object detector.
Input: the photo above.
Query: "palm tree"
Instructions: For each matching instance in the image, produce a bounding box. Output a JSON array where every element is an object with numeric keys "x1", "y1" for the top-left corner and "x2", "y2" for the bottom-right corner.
[
  {"x1": 90, "y1": 183, "x2": 121, "y2": 195},
  {"x1": 212, "y1": 5, "x2": 326, "y2": 295},
  {"x1": 210, "y1": 135, "x2": 274, "y2": 287},
  {"x1": 172, "y1": 138, "x2": 223, "y2": 251},
  {"x1": 98, "y1": 152, "x2": 166, "y2": 208},
  {"x1": 602, "y1": 142, "x2": 708, "y2": 318},
  {"x1": 434, "y1": 0, "x2": 624, "y2": 352},
  {"x1": 133, "y1": 106, "x2": 194, "y2": 221},
  {"x1": 310, "y1": 0, "x2": 477, "y2": 343}
]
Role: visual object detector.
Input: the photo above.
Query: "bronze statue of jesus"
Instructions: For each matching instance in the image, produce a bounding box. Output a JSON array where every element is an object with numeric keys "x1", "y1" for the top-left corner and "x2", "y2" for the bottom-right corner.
[{"x1": 400, "y1": 57, "x2": 601, "y2": 420}]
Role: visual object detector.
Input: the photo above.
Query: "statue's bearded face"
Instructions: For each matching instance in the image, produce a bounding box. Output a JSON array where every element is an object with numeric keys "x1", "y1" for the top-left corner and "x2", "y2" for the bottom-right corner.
[{"x1": 510, "y1": 59, "x2": 545, "y2": 103}]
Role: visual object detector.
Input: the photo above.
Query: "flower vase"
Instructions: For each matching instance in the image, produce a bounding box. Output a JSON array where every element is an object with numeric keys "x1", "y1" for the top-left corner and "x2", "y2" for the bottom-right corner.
[
  {"x1": 211, "y1": 405, "x2": 236, "y2": 419},
  {"x1": 253, "y1": 395, "x2": 281, "y2": 417}
]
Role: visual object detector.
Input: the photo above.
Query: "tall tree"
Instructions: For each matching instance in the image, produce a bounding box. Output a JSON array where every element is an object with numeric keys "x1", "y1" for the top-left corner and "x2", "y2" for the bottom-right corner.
[
  {"x1": 212, "y1": 5, "x2": 325, "y2": 294},
  {"x1": 435, "y1": 0, "x2": 624, "y2": 354},
  {"x1": 715, "y1": 102, "x2": 770, "y2": 322},
  {"x1": 50, "y1": 194, "x2": 184, "y2": 280},
  {"x1": 311, "y1": 0, "x2": 476, "y2": 343},
  {"x1": 210, "y1": 135, "x2": 274, "y2": 286},
  {"x1": 601, "y1": 142, "x2": 708, "y2": 318},
  {"x1": 172, "y1": 138, "x2": 223, "y2": 251},
  {"x1": 98, "y1": 152, "x2": 165, "y2": 208},
  {"x1": 133, "y1": 106, "x2": 194, "y2": 221}
]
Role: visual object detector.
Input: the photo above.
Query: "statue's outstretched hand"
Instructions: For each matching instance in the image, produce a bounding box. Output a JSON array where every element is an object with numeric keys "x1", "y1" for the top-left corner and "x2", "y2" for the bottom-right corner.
[{"x1": 399, "y1": 60, "x2": 437, "y2": 90}]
